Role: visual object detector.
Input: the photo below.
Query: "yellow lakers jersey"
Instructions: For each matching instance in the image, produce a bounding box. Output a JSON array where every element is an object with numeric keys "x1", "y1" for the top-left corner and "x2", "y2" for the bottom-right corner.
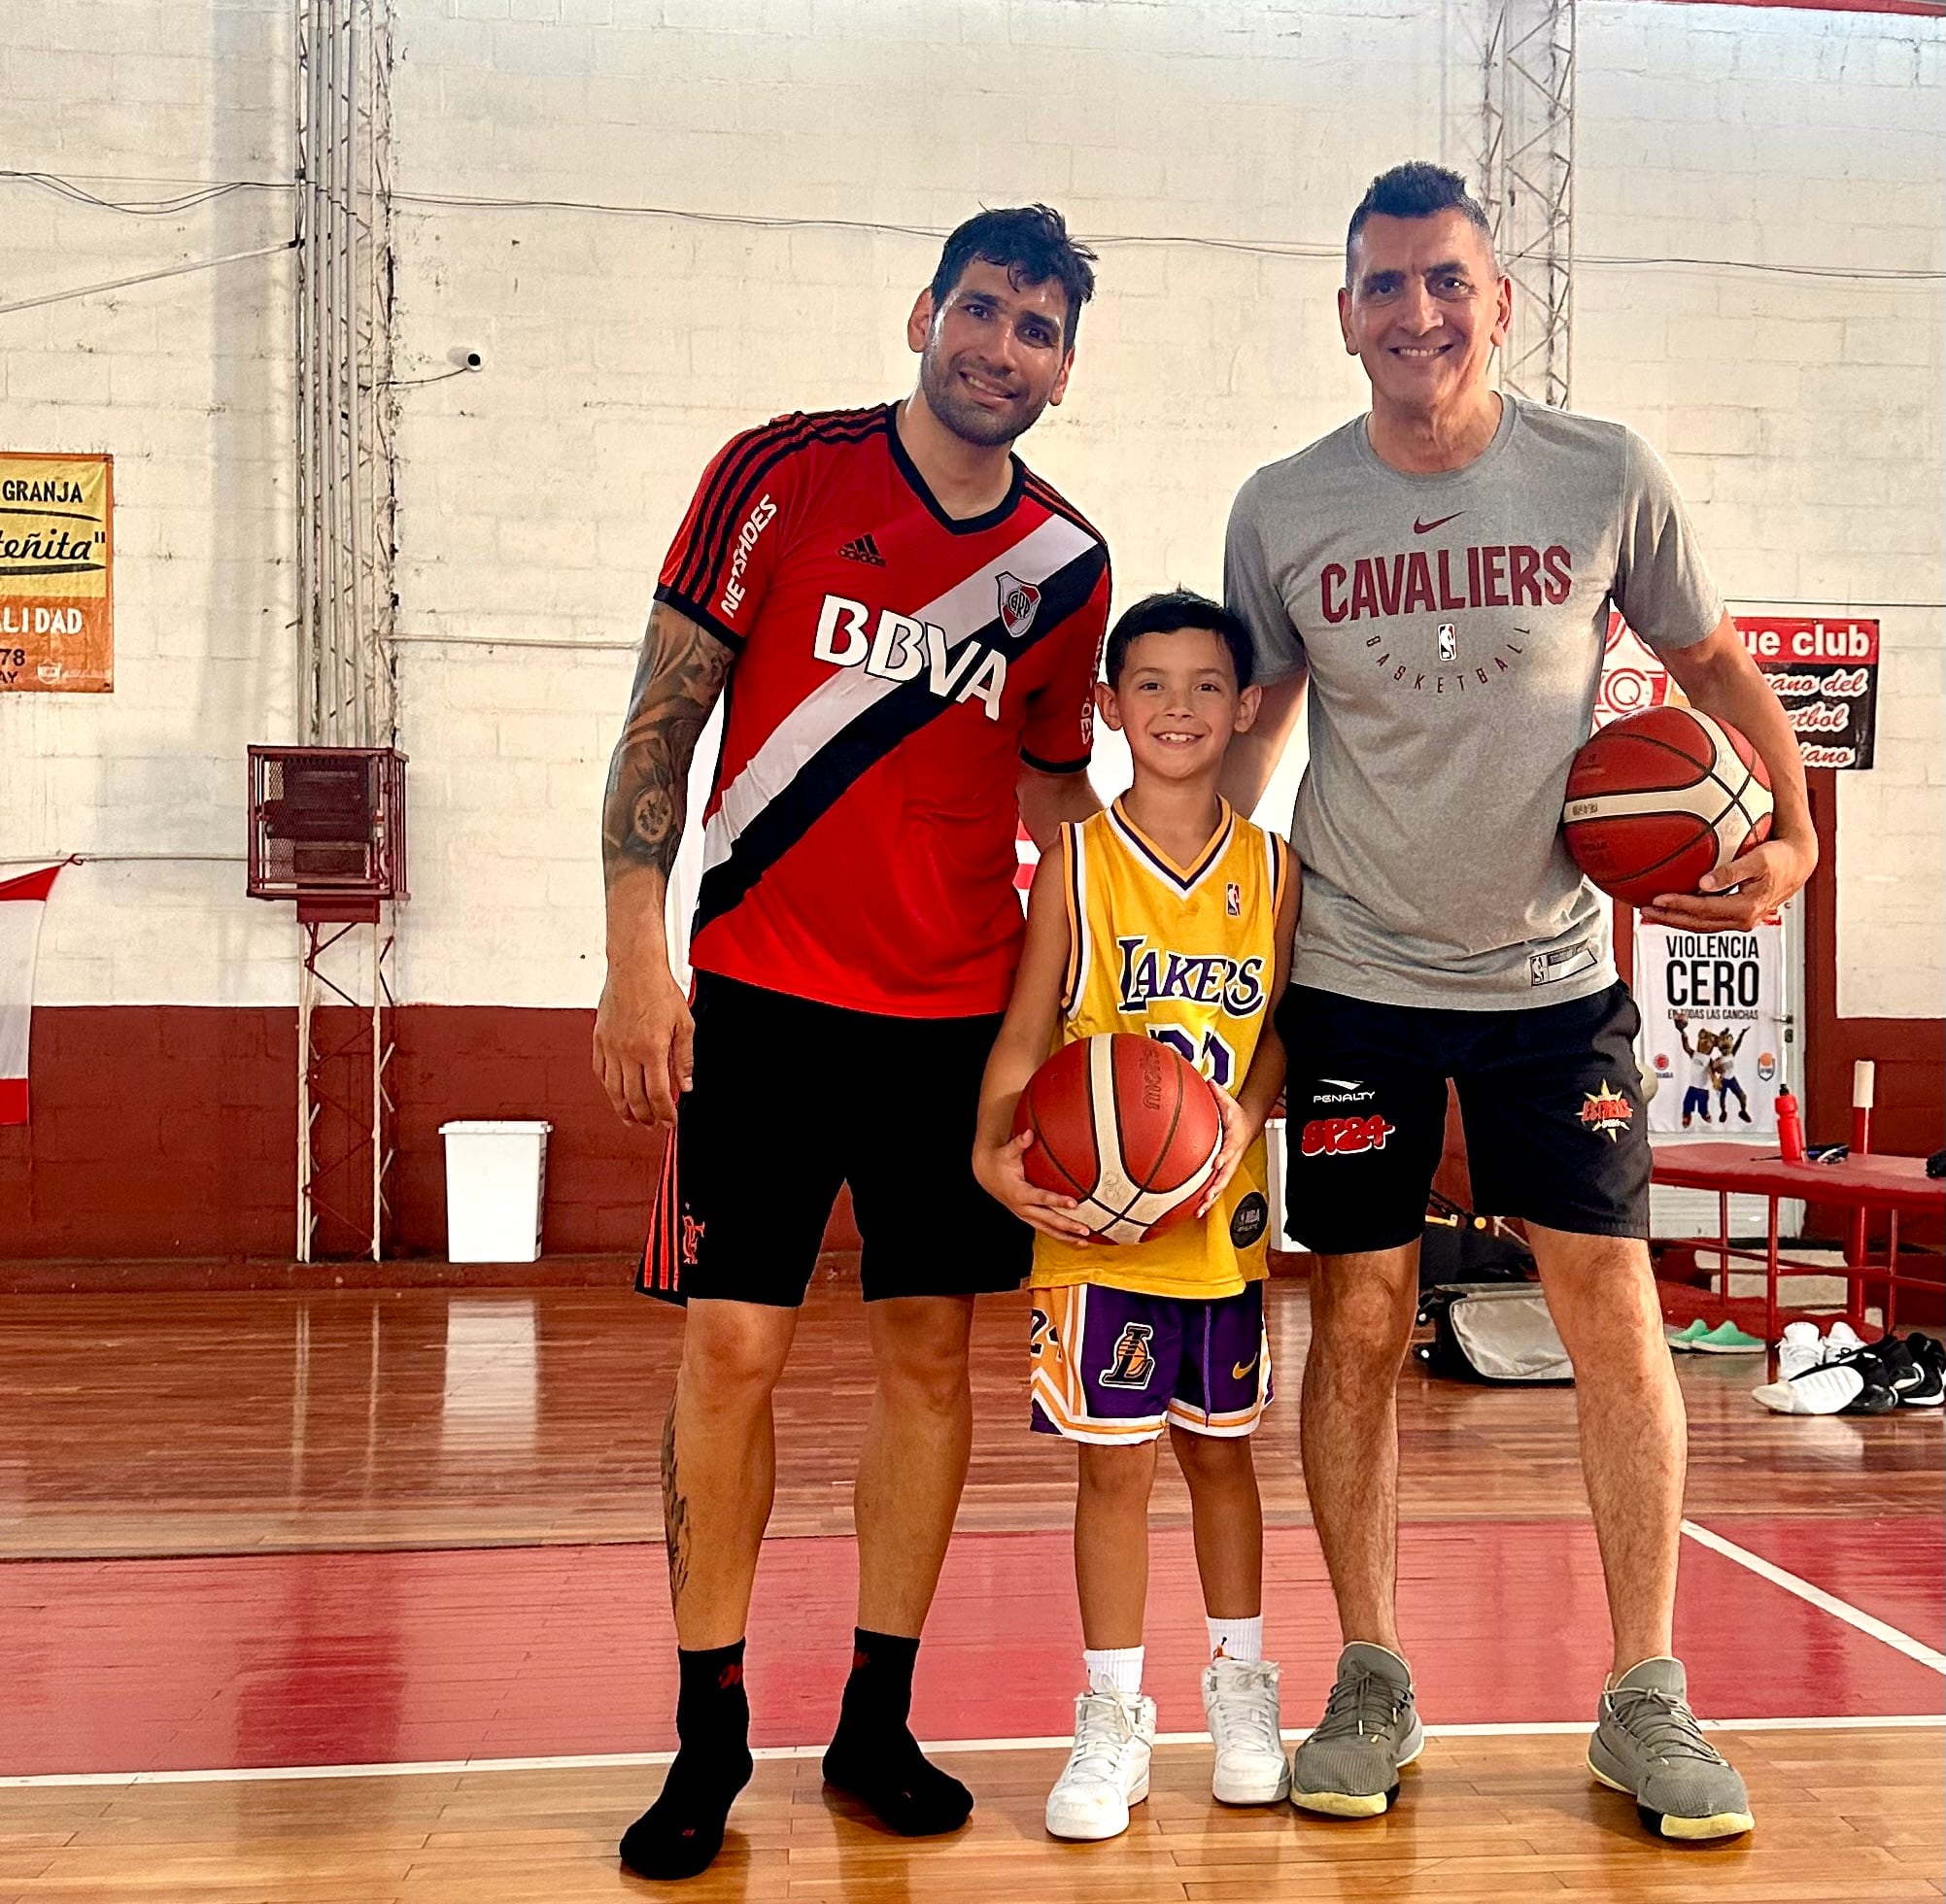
[{"x1": 1031, "y1": 798, "x2": 1290, "y2": 1301}]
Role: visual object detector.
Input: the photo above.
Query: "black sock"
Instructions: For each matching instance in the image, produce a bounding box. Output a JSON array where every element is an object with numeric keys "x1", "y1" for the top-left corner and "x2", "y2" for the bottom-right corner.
[
  {"x1": 822, "y1": 1628, "x2": 973, "y2": 1837},
  {"x1": 619, "y1": 1642, "x2": 754, "y2": 1881}
]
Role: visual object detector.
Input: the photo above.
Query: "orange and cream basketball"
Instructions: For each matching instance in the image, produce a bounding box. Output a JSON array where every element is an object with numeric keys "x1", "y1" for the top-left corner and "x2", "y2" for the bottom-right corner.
[{"x1": 1012, "y1": 1032, "x2": 1223, "y2": 1244}]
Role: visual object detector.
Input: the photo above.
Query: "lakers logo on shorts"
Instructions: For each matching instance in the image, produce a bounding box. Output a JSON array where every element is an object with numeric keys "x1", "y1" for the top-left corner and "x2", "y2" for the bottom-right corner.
[{"x1": 1100, "y1": 1321, "x2": 1157, "y2": 1390}]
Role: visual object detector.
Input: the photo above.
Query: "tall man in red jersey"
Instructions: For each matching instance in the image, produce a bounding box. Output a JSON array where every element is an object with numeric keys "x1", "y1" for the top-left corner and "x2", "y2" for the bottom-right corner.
[{"x1": 596, "y1": 206, "x2": 1110, "y2": 1880}]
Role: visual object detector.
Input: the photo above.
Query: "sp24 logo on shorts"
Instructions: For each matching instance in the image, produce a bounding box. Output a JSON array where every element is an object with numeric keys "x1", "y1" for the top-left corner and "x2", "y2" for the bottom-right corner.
[{"x1": 1301, "y1": 1113, "x2": 1396, "y2": 1158}]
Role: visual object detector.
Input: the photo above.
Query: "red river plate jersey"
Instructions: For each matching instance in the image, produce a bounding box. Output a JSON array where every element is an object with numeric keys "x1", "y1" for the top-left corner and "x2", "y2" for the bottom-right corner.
[{"x1": 655, "y1": 402, "x2": 1111, "y2": 1018}]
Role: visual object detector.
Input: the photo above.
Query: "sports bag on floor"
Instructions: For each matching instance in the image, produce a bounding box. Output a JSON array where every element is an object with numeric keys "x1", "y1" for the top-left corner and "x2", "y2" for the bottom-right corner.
[{"x1": 1416, "y1": 1282, "x2": 1574, "y2": 1385}]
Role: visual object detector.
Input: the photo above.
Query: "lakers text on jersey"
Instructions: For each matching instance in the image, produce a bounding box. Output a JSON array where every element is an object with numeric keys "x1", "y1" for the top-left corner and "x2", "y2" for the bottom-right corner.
[{"x1": 1033, "y1": 799, "x2": 1289, "y2": 1301}]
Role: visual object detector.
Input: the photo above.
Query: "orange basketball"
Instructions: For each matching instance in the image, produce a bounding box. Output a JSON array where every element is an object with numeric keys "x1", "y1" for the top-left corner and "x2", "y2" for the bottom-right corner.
[
  {"x1": 1562, "y1": 706, "x2": 1774, "y2": 908},
  {"x1": 1011, "y1": 1033, "x2": 1224, "y2": 1244}
]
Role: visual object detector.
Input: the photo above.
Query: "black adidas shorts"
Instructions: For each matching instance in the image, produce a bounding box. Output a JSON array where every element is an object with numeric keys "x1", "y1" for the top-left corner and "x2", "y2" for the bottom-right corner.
[
  {"x1": 1279, "y1": 980, "x2": 1652, "y2": 1256},
  {"x1": 638, "y1": 972, "x2": 1032, "y2": 1307}
]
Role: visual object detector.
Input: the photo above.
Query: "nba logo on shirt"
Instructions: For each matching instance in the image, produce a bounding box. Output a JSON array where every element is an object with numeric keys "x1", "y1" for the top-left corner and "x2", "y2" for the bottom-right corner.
[
  {"x1": 1437, "y1": 623, "x2": 1457, "y2": 662},
  {"x1": 996, "y1": 571, "x2": 1041, "y2": 639},
  {"x1": 1226, "y1": 882, "x2": 1241, "y2": 917}
]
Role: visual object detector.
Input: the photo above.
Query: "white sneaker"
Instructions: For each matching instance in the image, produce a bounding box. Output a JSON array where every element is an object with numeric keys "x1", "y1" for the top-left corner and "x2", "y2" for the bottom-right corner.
[
  {"x1": 1753, "y1": 1361, "x2": 1864, "y2": 1414},
  {"x1": 1777, "y1": 1320, "x2": 1825, "y2": 1380},
  {"x1": 1825, "y1": 1320, "x2": 1866, "y2": 1358},
  {"x1": 1202, "y1": 1657, "x2": 1291, "y2": 1804},
  {"x1": 1044, "y1": 1690, "x2": 1155, "y2": 1841}
]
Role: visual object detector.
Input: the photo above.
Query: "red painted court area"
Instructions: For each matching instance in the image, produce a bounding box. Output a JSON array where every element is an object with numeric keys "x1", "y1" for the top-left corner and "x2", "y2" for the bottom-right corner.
[{"x1": 4, "y1": 1515, "x2": 1940, "y2": 1780}]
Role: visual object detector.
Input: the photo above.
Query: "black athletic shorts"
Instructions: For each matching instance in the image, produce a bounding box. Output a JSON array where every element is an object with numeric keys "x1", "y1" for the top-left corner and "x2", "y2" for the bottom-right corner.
[
  {"x1": 1278, "y1": 979, "x2": 1652, "y2": 1256},
  {"x1": 637, "y1": 972, "x2": 1032, "y2": 1307}
]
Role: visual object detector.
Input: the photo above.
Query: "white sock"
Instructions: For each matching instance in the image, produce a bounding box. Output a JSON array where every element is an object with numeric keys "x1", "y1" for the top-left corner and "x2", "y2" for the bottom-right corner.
[
  {"x1": 1207, "y1": 1615, "x2": 1264, "y2": 1663},
  {"x1": 1083, "y1": 1646, "x2": 1144, "y2": 1697}
]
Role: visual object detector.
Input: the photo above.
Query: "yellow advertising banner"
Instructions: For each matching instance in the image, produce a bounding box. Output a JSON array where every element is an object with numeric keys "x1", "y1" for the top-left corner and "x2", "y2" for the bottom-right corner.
[{"x1": 0, "y1": 453, "x2": 114, "y2": 694}]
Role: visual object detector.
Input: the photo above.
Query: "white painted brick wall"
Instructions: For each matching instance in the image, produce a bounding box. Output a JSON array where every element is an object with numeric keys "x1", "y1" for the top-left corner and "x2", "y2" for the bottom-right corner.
[
  {"x1": 1574, "y1": 1, "x2": 1945, "y2": 1021},
  {"x1": 4, "y1": 0, "x2": 1940, "y2": 1021},
  {"x1": 0, "y1": 0, "x2": 298, "y2": 1004}
]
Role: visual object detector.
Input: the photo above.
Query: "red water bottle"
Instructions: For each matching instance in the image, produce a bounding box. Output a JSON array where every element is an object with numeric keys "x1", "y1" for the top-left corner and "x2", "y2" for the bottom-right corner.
[
  {"x1": 1851, "y1": 1060, "x2": 1875, "y2": 1158},
  {"x1": 1776, "y1": 1088, "x2": 1806, "y2": 1164}
]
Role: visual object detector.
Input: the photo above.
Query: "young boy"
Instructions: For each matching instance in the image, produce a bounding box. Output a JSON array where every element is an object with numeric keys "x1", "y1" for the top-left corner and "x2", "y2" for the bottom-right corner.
[{"x1": 973, "y1": 590, "x2": 1299, "y2": 1842}]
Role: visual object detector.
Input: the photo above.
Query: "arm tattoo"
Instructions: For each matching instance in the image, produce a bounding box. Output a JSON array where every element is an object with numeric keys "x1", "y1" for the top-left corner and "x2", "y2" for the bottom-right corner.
[
  {"x1": 602, "y1": 603, "x2": 734, "y2": 884},
  {"x1": 661, "y1": 1389, "x2": 691, "y2": 1609}
]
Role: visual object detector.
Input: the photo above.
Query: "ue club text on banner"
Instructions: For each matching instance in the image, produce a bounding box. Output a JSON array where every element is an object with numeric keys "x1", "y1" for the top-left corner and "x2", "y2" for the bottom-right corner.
[
  {"x1": 1634, "y1": 918, "x2": 1786, "y2": 1136},
  {"x1": 1596, "y1": 611, "x2": 1878, "y2": 769}
]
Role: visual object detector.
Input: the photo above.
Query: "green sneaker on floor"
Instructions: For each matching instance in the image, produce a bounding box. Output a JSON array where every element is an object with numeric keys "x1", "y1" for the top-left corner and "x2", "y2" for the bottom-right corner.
[
  {"x1": 1588, "y1": 1657, "x2": 1754, "y2": 1841},
  {"x1": 1690, "y1": 1321, "x2": 1766, "y2": 1355},
  {"x1": 1665, "y1": 1319, "x2": 1710, "y2": 1351}
]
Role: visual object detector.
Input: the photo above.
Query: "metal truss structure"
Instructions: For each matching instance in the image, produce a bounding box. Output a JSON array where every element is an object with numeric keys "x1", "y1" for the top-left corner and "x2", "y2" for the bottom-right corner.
[
  {"x1": 296, "y1": 912, "x2": 396, "y2": 1264},
  {"x1": 295, "y1": 0, "x2": 398, "y2": 750},
  {"x1": 292, "y1": 0, "x2": 399, "y2": 1259},
  {"x1": 1450, "y1": 0, "x2": 1578, "y2": 408}
]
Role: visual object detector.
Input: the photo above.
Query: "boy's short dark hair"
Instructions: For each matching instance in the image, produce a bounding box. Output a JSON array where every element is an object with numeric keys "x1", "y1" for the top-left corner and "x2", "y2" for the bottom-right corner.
[
  {"x1": 930, "y1": 204, "x2": 1098, "y2": 349},
  {"x1": 1345, "y1": 161, "x2": 1495, "y2": 280},
  {"x1": 1105, "y1": 590, "x2": 1254, "y2": 692}
]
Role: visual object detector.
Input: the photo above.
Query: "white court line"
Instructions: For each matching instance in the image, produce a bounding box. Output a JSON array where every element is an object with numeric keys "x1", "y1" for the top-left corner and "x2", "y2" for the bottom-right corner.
[
  {"x1": 1681, "y1": 1517, "x2": 1946, "y2": 1675},
  {"x1": 4, "y1": 1714, "x2": 1940, "y2": 1790}
]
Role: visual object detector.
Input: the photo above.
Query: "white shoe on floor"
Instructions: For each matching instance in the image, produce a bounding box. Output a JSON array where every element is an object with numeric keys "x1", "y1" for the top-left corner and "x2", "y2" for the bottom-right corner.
[
  {"x1": 1777, "y1": 1320, "x2": 1825, "y2": 1380},
  {"x1": 1753, "y1": 1361, "x2": 1864, "y2": 1414},
  {"x1": 1825, "y1": 1320, "x2": 1867, "y2": 1357},
  {"x1": 1045, "y1": 1691, "x2": 1156, "y2": 1842},
  {"x1": 1203, "y1": 1657, "x2": 1290, "y2": 1804}
]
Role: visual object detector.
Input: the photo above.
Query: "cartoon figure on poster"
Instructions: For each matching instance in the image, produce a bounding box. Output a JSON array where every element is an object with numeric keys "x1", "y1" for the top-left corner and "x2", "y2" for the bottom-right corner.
[
  {"x1": 1634, "y1": 921, "x2": 1785, "y2": 1135},
  {"x1": 1669, "y1": 1019, "x2": 1754, "y2": 1128}
]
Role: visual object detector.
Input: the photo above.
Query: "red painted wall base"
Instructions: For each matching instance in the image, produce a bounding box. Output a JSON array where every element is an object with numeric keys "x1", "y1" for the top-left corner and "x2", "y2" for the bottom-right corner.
[{"x1": 1, "y1": 1005, "x2": 674, "y2": 1263}]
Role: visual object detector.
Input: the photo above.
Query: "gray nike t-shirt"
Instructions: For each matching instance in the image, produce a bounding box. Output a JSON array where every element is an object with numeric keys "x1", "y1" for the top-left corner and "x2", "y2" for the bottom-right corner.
[{"x1": 1226, "y1": 395, "x2": 1722, "y2": 1010}]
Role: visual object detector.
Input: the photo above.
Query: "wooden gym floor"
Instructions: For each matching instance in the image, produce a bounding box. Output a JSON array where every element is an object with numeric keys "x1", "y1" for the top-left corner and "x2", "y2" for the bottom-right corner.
[{"x1": 0, "y1": 1273, "x2": 1940, "y2": 1901}]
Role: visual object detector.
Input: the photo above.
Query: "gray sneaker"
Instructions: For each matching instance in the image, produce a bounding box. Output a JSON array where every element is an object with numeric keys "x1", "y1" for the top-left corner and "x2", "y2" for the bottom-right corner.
[
  {"x1": 1288, "y1": 1642, "x2": 1424, "y2": 1818},
  {"x1": 1588, "y1": 1657, "x2": 1755, "y2": 1840}
]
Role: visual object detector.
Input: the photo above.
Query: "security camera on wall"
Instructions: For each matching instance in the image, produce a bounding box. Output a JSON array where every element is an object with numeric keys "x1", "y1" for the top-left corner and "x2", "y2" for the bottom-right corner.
[{"x1": 447, "y1": 347, "x2": 484, "y2": 372}]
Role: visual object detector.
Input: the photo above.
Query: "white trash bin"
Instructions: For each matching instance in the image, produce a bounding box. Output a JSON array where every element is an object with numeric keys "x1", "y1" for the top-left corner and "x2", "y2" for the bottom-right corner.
[{"x1": 439, "y1": 1119, "x2": 553, "y2": 1263}]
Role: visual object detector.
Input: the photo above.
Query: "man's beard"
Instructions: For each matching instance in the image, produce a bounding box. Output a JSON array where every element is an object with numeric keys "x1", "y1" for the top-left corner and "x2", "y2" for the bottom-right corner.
[{"x1": 918, "y1": 350, "x2": 1046, "y2": 448}]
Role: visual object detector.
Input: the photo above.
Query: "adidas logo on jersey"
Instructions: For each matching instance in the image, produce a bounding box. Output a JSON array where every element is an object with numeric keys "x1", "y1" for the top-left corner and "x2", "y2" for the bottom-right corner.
[
  {"x1": 838, "y1": 533, "x2": 886, "y2": 566},
  {"x1": 812, "y1": 593, "x2": 1008, "y2": 721}
]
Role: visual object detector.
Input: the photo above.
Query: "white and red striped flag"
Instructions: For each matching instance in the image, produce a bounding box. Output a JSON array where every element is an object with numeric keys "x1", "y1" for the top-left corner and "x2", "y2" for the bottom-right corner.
[{"x1": 0, "y1": 864, "x2": 61, "y2": 1125}]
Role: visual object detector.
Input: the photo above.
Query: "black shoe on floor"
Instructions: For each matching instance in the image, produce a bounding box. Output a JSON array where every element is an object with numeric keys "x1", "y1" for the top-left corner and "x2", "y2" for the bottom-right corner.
[
  {"x1": 1897, "y1": 1334, "x2": 1944, "y2": 1408},
  {"x1": 1867, "y1": 1336, "x2": 1925, "y2": 1400},
  {"x1": 1828, "y1": 1344, "x2": 1903, "y2": 1415}
]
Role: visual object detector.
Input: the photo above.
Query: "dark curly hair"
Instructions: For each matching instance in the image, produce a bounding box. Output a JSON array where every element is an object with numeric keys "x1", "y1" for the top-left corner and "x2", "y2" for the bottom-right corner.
[{"x1": 930, "y1": 204, "x2": 1099, "y2": 349}]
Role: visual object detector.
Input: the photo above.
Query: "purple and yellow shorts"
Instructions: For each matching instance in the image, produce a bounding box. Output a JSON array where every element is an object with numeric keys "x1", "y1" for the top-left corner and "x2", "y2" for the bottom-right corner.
[{"x1": 1028, "y1": 1279, "x2": 1272, "y2": 1445}]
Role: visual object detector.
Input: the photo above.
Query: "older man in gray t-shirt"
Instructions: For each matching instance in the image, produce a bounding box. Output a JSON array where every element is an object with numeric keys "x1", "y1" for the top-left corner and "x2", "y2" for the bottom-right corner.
[
  {"x1": 1229, "y1": 396, "x2": 1723, "y2": 1005},
  {"x1": 1221, "y1": 162, "x2": 1815, "y2": 1841}
]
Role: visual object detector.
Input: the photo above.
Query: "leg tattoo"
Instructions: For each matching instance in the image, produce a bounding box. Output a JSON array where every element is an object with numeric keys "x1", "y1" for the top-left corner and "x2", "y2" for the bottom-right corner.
[{"x1": 662, "y1": 1389, "x2": 691, "y2": 1609}]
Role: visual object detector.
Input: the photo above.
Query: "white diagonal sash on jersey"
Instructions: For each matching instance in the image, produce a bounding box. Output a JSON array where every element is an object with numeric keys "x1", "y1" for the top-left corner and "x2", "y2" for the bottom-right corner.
[{"x1": 700, "y1": 513, "x2": 1094, "y2": 877}]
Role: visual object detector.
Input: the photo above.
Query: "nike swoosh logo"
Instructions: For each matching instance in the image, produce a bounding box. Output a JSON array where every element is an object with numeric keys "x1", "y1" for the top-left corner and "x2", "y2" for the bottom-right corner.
[
  {"x1": 1414, "y1": 512, "x2": 1463, "y2": 534},
  {"x1": 1232, "y1": 1357, "x2": 1259, "y2": 1381}
]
